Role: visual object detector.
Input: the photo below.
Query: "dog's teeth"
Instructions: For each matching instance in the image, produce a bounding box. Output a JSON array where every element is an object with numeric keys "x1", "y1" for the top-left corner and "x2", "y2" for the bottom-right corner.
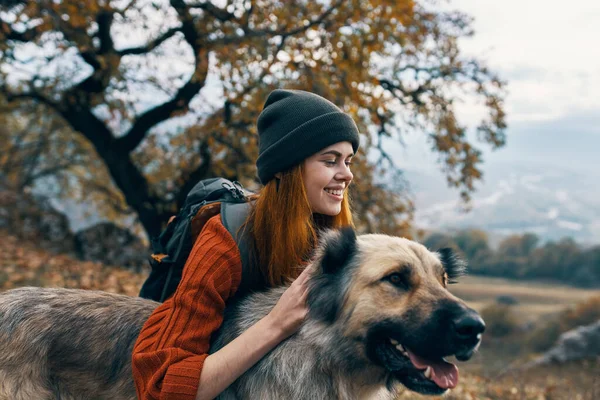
[
  {"x1": 396, "y1": 343, "x2": 408, "y2": 357},
  {"x1": 390, "y1": 338, "x2": 399, "y2": 346},
  {"x1": 424, "y1": 366, "x2": 432, "y2": 379}
]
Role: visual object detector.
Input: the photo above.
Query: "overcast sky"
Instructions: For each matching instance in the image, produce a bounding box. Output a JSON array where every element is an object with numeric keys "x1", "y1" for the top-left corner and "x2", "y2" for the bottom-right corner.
[
  {"x1": 394, "y1": 0, "x2": 600, "y2": 175},
  {"x1": 454, "y1": 0, "x2": 599, "y2": 122}
]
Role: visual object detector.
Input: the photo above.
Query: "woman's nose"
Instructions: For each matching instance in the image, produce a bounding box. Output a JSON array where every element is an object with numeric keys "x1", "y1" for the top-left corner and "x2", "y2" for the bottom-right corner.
[{"x1": 337, "y1": 166, "x2": 353, "y2": 182}]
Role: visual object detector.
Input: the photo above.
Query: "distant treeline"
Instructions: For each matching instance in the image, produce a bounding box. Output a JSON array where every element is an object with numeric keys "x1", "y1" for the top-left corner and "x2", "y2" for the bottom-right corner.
[{"x1": 424, "y1": 230, "x2": 600, "y2": 288}]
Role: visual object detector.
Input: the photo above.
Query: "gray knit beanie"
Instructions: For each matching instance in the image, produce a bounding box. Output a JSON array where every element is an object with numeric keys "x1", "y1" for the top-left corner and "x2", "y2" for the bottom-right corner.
[{"x1": 256, "y1": 89, "x2": 360, "y2": 184}]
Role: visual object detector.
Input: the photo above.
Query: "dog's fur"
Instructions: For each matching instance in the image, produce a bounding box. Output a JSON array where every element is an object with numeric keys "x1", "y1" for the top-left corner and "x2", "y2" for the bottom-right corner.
[{"x1": 0, "y1": 228, "x2": 484, "y2": 399}]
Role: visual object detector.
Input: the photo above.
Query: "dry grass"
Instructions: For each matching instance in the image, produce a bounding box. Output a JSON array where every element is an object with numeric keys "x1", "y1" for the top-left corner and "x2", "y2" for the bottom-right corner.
[
  {"x1": 395, "y1": 359, "x2": 600, "y2": 400},
  {"x1": 0, "y1": 229, "x2": 148, "y2": 296},
  {"x1": 450, "y1": 275, "x2": 600, "y2": 323},
  {"x1": 435, "y1": 275, "x2": 600, "y2": 400},
  {"x1": 451, "y1": 275, "x2": 598, "y2": 303}
]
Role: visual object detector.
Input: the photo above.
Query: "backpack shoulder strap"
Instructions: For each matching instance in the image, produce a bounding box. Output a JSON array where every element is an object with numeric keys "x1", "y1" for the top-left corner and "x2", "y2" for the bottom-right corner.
[
  {"x1": 220, "y1": 201, "x2": 250, "y2": 237},
  {"x1": 221, "y1": 201, "x2": 264, "y2": 295}
]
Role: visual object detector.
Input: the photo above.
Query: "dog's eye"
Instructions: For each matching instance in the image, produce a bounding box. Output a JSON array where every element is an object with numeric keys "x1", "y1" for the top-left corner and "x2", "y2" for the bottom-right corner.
[{"x1": 385, "y1": 272, "x2": 407, "y2": 289}]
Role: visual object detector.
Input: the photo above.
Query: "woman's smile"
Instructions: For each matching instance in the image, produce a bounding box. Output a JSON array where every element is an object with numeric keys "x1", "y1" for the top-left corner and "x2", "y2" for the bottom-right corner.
[{"x1": 324, "y1": 187, "x2": 344, "y2": 201}]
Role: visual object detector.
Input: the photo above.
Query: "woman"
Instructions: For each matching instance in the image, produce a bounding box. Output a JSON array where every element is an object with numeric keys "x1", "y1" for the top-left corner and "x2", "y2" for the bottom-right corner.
[{"x1": 132, "y1": 89, "x2": 360, "y2": 400}]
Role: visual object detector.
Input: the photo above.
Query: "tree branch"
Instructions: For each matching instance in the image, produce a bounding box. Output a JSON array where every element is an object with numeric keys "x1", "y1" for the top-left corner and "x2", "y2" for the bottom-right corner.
[
  {"x1": 4, "y1": 85, "x2": 115, "y2": 154},
  {"x1": 96, "y1": 11, "x2": 114, "y2": 55},
  {"x1": 117, "y1": 0, "x2": 208, "y2": 152},
  {"x1": 242, "y1": 1, "x2": 254, "y2": 28},
  {"x1": 275, "y1": 0, "x2": 343, "y2": 37},
  {"x1": 118, "y1": 27, "x2": 182, "y2": 56},
  {"x1": 116, "y1": 49, "x2": 208, "y2": 152},
  {"x1": 0, "y1": 20, "x2": 39, "y2": 42},
  {"x1": 21, "y1": 161, "x2": 82, "y2": 189},
  {"x1": 379, "y1": 78, "x2": 429, "y2": 106},
  {"x1": 171, "y1": 0, "x2": 202, "y2": 55},
  {"x1": 189, "y1": 2, "x2": 236, "y2": 21},
  {"x1": 3, "y1": 90, "x2": 60, "y2": 112},
  {"x1": 213, "y1": 0, "x2": 344, "y2": 45},
  {"x1": 80, "y1": 51, "x2": 102, "y2": 71}
]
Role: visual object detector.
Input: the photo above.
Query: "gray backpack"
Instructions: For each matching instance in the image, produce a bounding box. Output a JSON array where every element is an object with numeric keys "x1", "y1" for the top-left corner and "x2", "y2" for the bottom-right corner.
[{"x1": 139, "y1": 178, "x2": 264, "y2": 302}]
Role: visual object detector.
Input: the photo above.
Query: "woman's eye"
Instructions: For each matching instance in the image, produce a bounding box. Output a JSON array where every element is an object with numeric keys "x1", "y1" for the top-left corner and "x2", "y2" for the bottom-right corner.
[
  {"x1": 345, "y1": 160, "x2": 353, "y2": 167},
  {"x1": 324, "y1": 160, "x2": 336, "y2": 166}
]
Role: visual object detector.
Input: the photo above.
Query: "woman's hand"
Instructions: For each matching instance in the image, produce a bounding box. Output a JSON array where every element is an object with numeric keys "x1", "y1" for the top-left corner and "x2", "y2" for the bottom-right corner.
[
  {"x1": 196, "y1": 266, "x2": 312, "y2": 400},
  {"x1": 266, "y1": 266, "x2": 311, "y2": 339}
]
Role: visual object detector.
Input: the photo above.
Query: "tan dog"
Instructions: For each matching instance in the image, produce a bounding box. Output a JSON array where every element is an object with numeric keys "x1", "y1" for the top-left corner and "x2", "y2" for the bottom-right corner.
[{"x1": 0, "y1": 228, "x2": 484, "y2": 399}]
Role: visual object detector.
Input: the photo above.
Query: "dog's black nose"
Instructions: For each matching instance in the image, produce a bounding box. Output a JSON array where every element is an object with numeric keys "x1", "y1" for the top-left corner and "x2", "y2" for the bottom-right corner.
[{"x1": 453, "y1": 310, "x2": 485, "y2": 341}]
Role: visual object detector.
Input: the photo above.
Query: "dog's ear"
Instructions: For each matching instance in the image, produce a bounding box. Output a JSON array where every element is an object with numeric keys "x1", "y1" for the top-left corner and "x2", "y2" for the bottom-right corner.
[
  {"x1": 321, "y1": 226, "x2": 357, "y2": 274},
  {"x1": 438, "y1": 247, "x2": 467, "y2": 283},
  {"x1": 307, "y1": 227, "x2": 358, "y2": 323}
]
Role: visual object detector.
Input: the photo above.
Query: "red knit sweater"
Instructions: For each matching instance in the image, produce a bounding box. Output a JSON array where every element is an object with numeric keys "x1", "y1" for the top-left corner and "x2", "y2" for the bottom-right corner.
[{"x1": 132, "y1": 214, "x2": 242, "y2": 400}]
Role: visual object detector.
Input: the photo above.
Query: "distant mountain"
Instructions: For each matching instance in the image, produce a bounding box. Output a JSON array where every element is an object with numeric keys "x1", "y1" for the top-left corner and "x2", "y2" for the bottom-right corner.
[
  {"x1": 50, "y1": 159, "x2": 600, "y2": 246},
  {"x1": 407, "y1": 160, "x2": 600, "y2": 245}
]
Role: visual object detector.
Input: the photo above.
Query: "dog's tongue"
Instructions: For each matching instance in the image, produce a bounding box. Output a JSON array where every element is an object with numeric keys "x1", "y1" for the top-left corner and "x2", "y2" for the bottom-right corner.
[{"x1": 406, "y1": 349, "x2": 459, "y2": 389}]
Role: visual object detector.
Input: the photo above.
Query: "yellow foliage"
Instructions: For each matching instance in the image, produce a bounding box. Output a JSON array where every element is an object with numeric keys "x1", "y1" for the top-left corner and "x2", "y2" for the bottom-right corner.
[{"x1": 0, "y1": 0, "x2": 507, "y2": 237}]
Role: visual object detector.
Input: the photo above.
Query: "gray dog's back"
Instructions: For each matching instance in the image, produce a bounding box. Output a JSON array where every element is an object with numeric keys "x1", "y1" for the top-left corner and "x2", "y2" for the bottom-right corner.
[
  {"x1": 0, "y1": 287, "x2": 157, "y2": 400},
  {"x1": 0, "y1": 286, "x2": 388, "y2": 400}
]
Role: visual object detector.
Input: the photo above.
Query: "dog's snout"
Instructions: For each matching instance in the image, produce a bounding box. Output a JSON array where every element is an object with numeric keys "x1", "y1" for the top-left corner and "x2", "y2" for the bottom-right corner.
[{"x1": 453, "y1": 311, "x2": 485, "y2": 341}]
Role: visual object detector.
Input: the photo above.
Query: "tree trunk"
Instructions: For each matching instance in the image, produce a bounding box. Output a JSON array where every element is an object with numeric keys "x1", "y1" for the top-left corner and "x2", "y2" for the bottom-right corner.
[{"x1": 61, "y1": 106, "x2": 164, "y2": 239}]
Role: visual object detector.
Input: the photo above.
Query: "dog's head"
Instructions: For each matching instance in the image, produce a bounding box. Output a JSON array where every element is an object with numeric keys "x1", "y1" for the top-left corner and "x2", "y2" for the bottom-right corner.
[{"x1": 307, "y1": 227, "x2": 485, "y2": 396}]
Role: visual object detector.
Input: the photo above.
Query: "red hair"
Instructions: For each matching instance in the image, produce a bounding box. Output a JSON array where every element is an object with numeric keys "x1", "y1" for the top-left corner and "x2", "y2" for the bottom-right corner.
[{"x1": 244, "y1": 164, "x2": 353, "y2": 286}]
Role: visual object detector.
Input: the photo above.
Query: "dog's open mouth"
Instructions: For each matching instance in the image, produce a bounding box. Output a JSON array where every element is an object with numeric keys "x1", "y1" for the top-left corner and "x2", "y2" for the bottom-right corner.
[{"x1": 374, "y1": 338, "x2": 459, "y2": 395}]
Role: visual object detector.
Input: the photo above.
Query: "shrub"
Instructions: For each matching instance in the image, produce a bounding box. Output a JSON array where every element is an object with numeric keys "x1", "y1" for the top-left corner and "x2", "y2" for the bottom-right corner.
[
  {"x1": 559, "y1": 295, "x2": 600, "y2": 329},
  {"x1": 527, "y1": 319, "x2": 564, "y2": 353},
  {"x1": 496, "y1": 294, "x2": 519, "y2": 306},
  {"x1": 481, "y1": 304, "x2": 519, "y2": 337},
  {"x1": 527, "y1": 295, "x2": 600, "y2": 353}
]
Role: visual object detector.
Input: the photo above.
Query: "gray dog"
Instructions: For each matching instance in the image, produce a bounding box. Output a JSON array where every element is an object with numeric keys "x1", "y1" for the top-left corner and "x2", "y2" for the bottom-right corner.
[{"x1": 0, "y1": 228, "x2": 484, "y2": 399}]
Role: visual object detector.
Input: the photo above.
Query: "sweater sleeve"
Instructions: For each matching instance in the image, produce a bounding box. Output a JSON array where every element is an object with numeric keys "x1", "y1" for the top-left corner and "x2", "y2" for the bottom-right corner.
[{"x1": 132, "y1": 214, "x2": 242, "y2": 400}]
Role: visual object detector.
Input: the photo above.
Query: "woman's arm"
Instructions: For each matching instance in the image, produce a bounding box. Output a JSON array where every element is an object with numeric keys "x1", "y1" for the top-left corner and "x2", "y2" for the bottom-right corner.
[
  {"x1": 132, "y1": 215, "x2": 310, "y2": 400},
  {"x1": 196, "y1": 265, "x2": 311, "y2": 400}
]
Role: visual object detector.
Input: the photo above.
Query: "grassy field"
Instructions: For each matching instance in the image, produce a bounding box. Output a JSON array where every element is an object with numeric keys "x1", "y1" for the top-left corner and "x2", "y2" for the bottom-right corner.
[
  {"x1": 433, "y1": 275, "x2": 600, "y2": 400},
  {"x1": 450, "y1": 275, "x2": 600, "y2": 323}
]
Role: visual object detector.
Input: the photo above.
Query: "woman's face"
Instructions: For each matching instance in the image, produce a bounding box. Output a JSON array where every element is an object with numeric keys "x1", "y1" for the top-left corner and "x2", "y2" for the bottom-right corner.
[{"x1": 301, "y1": 141, "x2": 354, "y2": 216}]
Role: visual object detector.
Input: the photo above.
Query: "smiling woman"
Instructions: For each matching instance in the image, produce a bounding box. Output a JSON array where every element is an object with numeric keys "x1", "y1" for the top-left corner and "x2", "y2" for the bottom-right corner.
[
  {"x1": 132, "y1": 89, "x2": 362, "y2": 400},
  {"x1": 301, "y1": 143, "x2": 355, "y2": 216}
]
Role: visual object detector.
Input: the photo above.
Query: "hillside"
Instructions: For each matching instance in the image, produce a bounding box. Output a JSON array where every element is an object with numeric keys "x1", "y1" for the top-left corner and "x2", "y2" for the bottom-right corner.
[
  {"x1": 0, "y1": 230, "x2": 147, "y2": 295},
  {"x1": 409, "y1": 161, "x2": 600, "y2": 246}
]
